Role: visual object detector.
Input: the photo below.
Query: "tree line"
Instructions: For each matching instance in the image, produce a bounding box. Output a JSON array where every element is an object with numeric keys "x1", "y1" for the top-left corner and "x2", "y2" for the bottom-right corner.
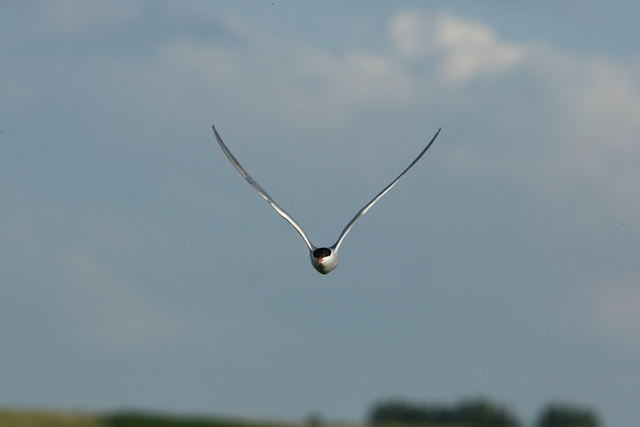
[{"x1": 368, "y1": 398, "x2": 600, "y2": 427}]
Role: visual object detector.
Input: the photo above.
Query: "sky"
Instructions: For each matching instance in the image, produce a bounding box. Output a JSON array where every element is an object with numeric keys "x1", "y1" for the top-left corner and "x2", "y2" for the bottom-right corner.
[{"x1": 1, "y1": 1, "x2": 639, "y2": 426}]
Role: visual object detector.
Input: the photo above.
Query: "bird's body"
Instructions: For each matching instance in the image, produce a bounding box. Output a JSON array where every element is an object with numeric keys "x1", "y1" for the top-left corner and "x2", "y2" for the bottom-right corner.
[{"x1": 213, "y1": 125, "x2": 441, "y2": 274}]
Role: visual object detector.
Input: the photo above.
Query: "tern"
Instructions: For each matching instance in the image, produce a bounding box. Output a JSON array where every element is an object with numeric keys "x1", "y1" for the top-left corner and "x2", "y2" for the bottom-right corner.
[{"x1": 213, "y1": 125, "x2": 441, "y2": 274}]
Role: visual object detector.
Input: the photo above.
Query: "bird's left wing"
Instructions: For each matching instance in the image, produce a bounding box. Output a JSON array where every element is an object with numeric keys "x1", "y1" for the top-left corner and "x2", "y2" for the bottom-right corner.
[{"x1": 331, "y1": 128, "x2": 441, "y2": 250}]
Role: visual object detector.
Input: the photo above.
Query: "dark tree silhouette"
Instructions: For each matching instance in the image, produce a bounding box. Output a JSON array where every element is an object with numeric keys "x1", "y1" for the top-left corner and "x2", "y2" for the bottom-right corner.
[
  {"x1": 368, "y1": 397, "x2": 520, "y2": 426},
  {"x1": 369, "y1": 399, "x2": 452, "y2": 425},
  {"x1": 453, "y1": 399, "x2": 520, "y2": 426},
  {"x1": 536, "y1": 403, "x2": 600, "y2": 427}
]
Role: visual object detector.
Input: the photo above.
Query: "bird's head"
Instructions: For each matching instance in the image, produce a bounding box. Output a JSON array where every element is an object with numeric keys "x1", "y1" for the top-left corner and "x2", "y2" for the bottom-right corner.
[{"x1": 310, "y1": 247, "x2": 339, "y2": 274}]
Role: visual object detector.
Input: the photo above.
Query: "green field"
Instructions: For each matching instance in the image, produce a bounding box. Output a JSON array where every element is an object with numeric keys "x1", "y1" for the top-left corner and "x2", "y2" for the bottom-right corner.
[
  {"x1": 0, "y1": 409, "x2": 106, "y2": 427},
  {"x1": 0, "y1": 409, "x2": 306, "y2": 427},
  {"x1": 0, "y1": 408, "x2": 598, "y2": 427}
]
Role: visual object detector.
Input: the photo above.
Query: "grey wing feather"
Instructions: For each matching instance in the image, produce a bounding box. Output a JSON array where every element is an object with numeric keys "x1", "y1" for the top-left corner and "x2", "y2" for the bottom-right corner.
[
  {"x1": 331, "y1": 127, "x2": 441, "y2": 250},
  {"x1": 213, "y1": 126, "x2": 315, "y2": 250}
]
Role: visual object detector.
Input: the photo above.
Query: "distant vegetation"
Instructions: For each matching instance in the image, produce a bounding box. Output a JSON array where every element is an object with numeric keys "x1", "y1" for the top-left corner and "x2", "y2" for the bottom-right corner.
[
  {"x1": 0, "y1": 410, "x2": 290, "y2": 427},
  {"x1": 0, "y1": 400, "x2": 602, "y2": 427},
  {"x1": 535, "y1": 404, "x2": 600, "y2": 427},
  {"x1": 368, "y1": 398, "x2": 601, "y2": 427},
  {"x1": 369, "y1": 398, "x2": 520, "y2": 426},
  {"x1": 103, "y1": 412, "x2": 294, "y2": 427}
]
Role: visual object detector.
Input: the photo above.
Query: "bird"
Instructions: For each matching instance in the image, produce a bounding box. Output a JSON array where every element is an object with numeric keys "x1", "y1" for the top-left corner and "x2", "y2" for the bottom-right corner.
[{"x1": 213, "y1": 125, "x2": 441, "y2": 274}]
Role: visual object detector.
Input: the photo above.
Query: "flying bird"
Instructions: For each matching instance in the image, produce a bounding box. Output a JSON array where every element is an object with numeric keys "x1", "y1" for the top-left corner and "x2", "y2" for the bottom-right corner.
[{"x1": 213, "y1": 125, "x2": 441, "y2": 274}]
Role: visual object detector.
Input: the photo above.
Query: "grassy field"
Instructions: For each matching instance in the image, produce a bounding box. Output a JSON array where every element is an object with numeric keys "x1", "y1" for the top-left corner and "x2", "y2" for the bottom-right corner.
[
  {"x1": 0, "y1": 409, "x2": 302, "y2": 427},
  {"x1": 0, "y1": 408, "x2": 107, "y2": 427},
  {"x1": 0, "y1": 409, "x2": 520, "y2": 427}
]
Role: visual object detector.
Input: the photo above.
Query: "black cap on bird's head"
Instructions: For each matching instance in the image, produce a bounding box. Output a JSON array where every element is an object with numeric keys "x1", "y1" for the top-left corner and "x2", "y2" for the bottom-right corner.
[{"x1": 313, "y1": 248, "x2": 332, "y2": 259}]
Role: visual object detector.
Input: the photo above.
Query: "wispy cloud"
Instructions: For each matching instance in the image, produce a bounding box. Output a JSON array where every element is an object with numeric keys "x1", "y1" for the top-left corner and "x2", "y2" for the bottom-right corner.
[{"x1": 390, "y1": 11, "x2": 524, "y2": 85}]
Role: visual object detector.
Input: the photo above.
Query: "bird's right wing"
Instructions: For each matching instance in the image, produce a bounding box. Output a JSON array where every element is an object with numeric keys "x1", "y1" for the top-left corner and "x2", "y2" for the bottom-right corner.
[
  {"x1": 213, "y1": 126, "x2": 315, "y2": 250},
  {"x1": 331, "y1": 128, "x2": 441, "y2": 250}
]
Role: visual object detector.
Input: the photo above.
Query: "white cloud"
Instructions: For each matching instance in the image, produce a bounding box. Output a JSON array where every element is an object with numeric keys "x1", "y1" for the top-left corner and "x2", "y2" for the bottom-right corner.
[
  {"x1": 494, "y1": 45, "x2": 640, "y2": 227},
  {"x1": 116, "y1": 21, "x2": 415, "y2": 129},
  {"x1": 281, "y1": 50, "x2": 413, "y2": 126},
  {"x1": 380, "y1": 14, "x2": 640, "y2": 230},
  {"x1": 389, "y1": 10, "x2": 437, "y2": 58},
  {"x1": 390, "y1": 10, "x2": 524, "y2": 85}
]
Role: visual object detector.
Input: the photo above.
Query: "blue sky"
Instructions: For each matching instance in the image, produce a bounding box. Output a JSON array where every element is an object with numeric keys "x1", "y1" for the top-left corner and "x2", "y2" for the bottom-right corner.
[{"x1": 1, "y1": 1, "x2": 639, "y2": 427}]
